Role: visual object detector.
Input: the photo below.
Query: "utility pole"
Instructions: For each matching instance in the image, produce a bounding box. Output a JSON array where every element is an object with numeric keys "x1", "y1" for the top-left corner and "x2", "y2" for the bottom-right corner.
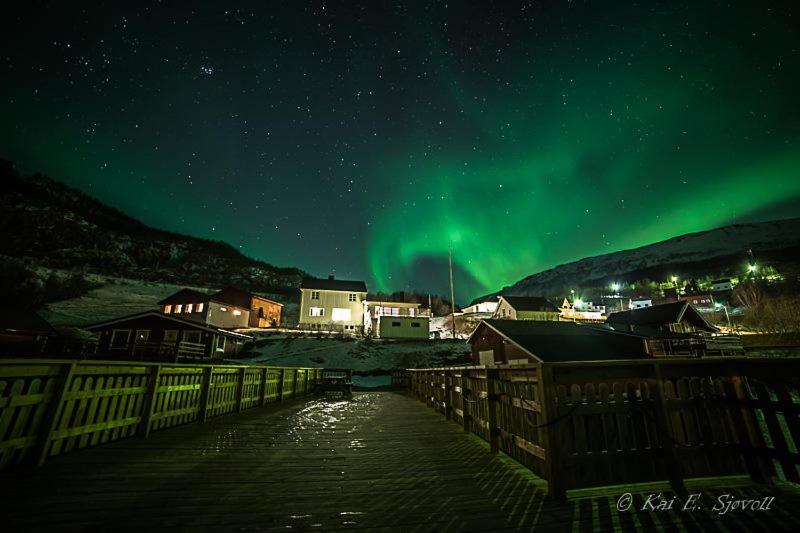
[{"x1": 448, "y1": 248, "x2": 457, "y2": 339}]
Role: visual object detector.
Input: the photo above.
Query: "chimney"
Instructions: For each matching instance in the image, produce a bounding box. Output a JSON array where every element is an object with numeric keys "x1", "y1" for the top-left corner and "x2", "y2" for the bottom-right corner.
[{"x1": 328, "y1": 274, "x2": 335, "y2": 280}]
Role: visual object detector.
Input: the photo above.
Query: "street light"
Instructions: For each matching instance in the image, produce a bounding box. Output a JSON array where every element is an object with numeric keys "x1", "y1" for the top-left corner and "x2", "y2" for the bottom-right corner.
[
  {"x1": 670, "y1": 275, "x2": 679, "y2": 285},
  {"x1": 748, "y1": 263, "x2": 758, "y2": 274},
  {"x1": 611, "y1": 282, "x2": 620, "y2": 293}
]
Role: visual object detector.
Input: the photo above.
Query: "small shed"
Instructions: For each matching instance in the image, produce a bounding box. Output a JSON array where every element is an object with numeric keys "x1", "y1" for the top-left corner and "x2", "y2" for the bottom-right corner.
[{"x1": 467, "y1": 319, "x2": 648, "y2": 365}]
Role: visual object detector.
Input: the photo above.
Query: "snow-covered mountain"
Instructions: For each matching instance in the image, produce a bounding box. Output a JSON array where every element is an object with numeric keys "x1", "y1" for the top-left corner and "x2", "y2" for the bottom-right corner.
[{"x1": 495, "y1": 217, "x2": 800, "y2": 299}]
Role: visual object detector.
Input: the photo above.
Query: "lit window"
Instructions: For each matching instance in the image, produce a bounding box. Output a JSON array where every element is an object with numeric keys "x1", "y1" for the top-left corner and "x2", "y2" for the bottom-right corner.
[
  {"x1": 220, "y1": 307, "x2": 228, "y2": 312},
  {"x1": 348, "y1": 293, "x2": 357, "y2": 302},
  {"x1": 310, "y1": 307, "x2": 325, "y2": 317},
  {"x1": 233, "y1": 309, "x2": 242, "y2": 316},
  {"x1": 175, "y1": 304, "x2": 183, "y2": 313},
  {"x1": 311, "y1": 291, "x2": 320, "y2": 300},
  {"x1": 186, "y1": 303, "x2": 194, "y2": 313},
  {"x1": 164, "y1": 305, "x2": 172, "y2": 314},
  {"x1": 196, "y1": 303, "x2": 204, "y2": 312}
]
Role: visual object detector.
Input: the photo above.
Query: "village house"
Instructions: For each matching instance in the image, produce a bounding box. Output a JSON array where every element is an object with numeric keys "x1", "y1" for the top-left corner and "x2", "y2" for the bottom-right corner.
[
  {"x1": 298, "y1": 276, "x2": 368, "y2": 333},
  {"x1": 0, "y1": 307, "x2": 58, "y2": 356},
  {"x1": 85, "y1": 311, "x2": 252, "y2": 360},
  {"x1": 364, "y1": 300, "x2": 430, "y2": 339},
  {"x1": 211, "y1": 287, "x2": 283, "y2": 328},
  {"x1": 628, "y1": 298, "x2": 652, "y2": 310},
  {"x1": 606, "y1": 301, "x2": 741, "y2": 356},
  {"x1": 158, "y1": 288, "x2": 251, "y2": 329},
  {"x1": 468, "y1": 319, "x2": 649, "y2": 365},
  {"x1": 492, "y1": 296, "x2": 559, "y2": 321},
  {"x1": 711, "y1": 278, "x2": 733, "y2": 292},
  {"x1": 462, "y1": 296, "x2": 500, "y2": 315},
  {"x1": 559, "y1": 298, "x2": 606, "y2": 322},
  {"x1": 678, "y1": 292, "x2": 715, "y2": 310}
]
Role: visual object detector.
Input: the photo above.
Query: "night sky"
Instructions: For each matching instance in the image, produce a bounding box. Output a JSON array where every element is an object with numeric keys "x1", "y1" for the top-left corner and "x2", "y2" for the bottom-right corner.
[{"x1": 2, "y1": 1, "x2": 799, "y2": 302}]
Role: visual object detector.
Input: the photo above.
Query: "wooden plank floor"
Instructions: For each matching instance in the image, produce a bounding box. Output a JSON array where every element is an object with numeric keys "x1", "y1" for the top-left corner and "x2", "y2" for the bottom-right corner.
[{"x1": 3, "y1": 392, "x2": 800, "y2": 532}]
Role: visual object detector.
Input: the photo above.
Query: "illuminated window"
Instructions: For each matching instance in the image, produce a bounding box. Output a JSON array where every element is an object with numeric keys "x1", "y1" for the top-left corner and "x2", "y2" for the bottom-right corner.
[
  {"x1": 175, "y1": 304, "x2": 183, "y2": 313},
  {"x1": 311, "y1": 291, "x2": 320, "y2": 300},
  {"x1": 220, "y1": 307, "x2": 228, "y2": 312},
  {"x1": 196, "y1": 303, "x2": 204, "y2": 312},
  {"x1": 310, "y1": 307, "x2": 324, "y2": 317},
  {"x1": 332, "y1": 308, "x2": 351, "y2": 322},
  {"x1": 164, "y1": 305, "x2": 172, "y2": 314},
  {"x1": 186, "y1": 303, "x2": 194, "y2": 313},
  {"x1": 233, "y1": 309, "x2": 242, "y2": 316},
  {"x1": 348, "y1": 293, "x2": 357, "y2": 302}
]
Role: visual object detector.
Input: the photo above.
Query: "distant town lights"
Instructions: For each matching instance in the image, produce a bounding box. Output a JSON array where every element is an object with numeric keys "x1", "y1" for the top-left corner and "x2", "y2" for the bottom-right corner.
[
  {"x1": 748, "y1": 263, "x2": 758, "y2": 273},
  {"x1": 670, "y1": 276, "x2": 679, "y2": 284},
  {"x1": 611, "y1": 283, "x2": 620, "y2": 292},
  {"x1": 574, "y1": 298, "x2": 584, "y2": 308}
]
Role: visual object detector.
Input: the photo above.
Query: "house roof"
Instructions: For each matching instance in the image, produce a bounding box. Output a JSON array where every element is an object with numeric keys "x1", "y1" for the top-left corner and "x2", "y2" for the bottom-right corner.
[
  {"x1": 83, "y1": 311, "x2": 252, "y2": 339},
  {"x1": 607, "y1": 301, "x2": 718, "y2": 332},
  {"x1": 500, "y1": 296, "x2": 558, "y2": 312},
  {"x1": 469, "y1": 319, "x2": 648, "y2": 363},
  {"x1": 158, "y1": 288, "x2": 213, "y2": 305},
  {"x1": 211, "y1": 287, "x2": 283, "y2": 308},
  {"x1": 300, "y1": 276, "x2": 367, "y2": 293},
  {"x1": 0, "y1": 307, "x2": 58, "y2": 336}
]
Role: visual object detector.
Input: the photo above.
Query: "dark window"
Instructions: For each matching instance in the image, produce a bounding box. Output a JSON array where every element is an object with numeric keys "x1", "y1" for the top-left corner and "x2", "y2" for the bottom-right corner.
[
  {"x1": 392, "y1": 321, "x2": 401, "y2": 327},
  {"x1": 411, "y1": 322, "x2": 421, "y2": 328}
]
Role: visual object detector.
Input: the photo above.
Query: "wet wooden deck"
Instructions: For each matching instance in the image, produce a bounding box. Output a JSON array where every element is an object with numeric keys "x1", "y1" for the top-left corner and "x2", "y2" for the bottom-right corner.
[{"x1": 3, "y1": 392, "x2": 800, "y2": 531}]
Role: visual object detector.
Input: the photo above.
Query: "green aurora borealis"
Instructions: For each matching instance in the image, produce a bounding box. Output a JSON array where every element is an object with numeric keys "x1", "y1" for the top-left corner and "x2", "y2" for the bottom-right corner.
[{"x1": 2, "y1": 1, "x2": 799, "y2": 302}]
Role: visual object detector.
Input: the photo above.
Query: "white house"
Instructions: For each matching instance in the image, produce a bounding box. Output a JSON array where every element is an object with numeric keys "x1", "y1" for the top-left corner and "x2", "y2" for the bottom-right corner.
[
  {"x1": 711, "y1": 279, "x2": 733, "y2": 292},
  {"x1": 298, "y1": 276, "x2": 368, "y2": 333},
  {"x1": 462, "y1": 297, "x2": 499, "y2": 315},
  {"x1": 629, "y1": 298, "x2": 653, "y2": 310}
]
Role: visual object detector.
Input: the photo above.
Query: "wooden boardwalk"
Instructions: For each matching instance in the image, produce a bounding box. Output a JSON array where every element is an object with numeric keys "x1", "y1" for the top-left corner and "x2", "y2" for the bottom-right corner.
[{"x1": 3, "y1": 392, "x2": 800, "y2": 532}]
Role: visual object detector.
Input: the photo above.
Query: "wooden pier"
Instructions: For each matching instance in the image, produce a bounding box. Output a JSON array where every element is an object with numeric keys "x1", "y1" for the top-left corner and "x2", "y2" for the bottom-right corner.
[{"x1": 3, "y1": 390, "x2": 800, "y2": 531}]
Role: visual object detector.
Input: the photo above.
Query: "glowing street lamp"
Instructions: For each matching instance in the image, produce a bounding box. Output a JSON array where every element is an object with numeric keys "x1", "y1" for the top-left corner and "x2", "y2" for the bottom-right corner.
[
  {"x1": 747, "y1": 263, "x2": 758, "y2": 274},
  {"x1": 611, "y1": 282, "x2": 620, "y2": 293}
]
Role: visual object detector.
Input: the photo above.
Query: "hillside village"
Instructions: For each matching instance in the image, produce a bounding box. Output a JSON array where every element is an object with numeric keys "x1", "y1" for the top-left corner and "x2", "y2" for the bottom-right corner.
[{"x1": 3, "y1": 251, "x2": 797, "y2": 375}]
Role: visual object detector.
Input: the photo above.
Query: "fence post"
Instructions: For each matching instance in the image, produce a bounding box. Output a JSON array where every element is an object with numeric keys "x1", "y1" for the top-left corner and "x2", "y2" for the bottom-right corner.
[
  {"x1": 292, "y1": 369, "x2": 299, "y2": 398},
  {"x1": 138, "y1": 364, "x2": 162, "y2": 438},
  {"x1": 444, "y1": 370, "x2": 453, "y2": 420},
  {"x1": 540, "y1": 364, "x2": 566, "y2": 499},
  {"x1": 462, "y1": 369, "x2": 471, "y2": 433},
  {"x1": 486, "y1": 368, "x2": 499, "y2": 454},
  {"x1": 278, "y1": 368, "x2": 286, "y2": 401},
  {"x1": 34, "y1": 362, "x2": 76, "y2": 467},
  {"x1": 730, "y1": 376, "x2": 773, "y2": 483},
  {"x1": 260, "y1": 367, "x2": 269, "y2": 406},
  {"x1": 651, "y1": 362, "x2": 687, "y2": 497},
  {"x1": 236, "y1": 367, "x2": 247, "y2": 412},
  {"x1": 198, "y1": 366, "x2": 214, "y2": 422}
]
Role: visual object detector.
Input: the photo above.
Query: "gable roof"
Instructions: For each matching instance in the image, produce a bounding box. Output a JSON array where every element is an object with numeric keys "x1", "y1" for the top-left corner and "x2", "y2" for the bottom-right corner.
[
  {"x1": 158, "y1": 288, "x2": 213, "y2": 305},
  {"x1": 210, "y1": 287, "x2": 282, "y2": 308},
  {"x1": 300, "y1": 276, "x2": 367, "y2": 293},
  {"x1": 83, "y1": 311, "x2": 252, "y2": 339},
  {"x1": 607, "y1": 301, "x2": 718, "y2": 332},
  {"x1": 469, "y1": 319, "x2": 647, "y2": 363},
  {"x1": 0, "y1": 307, "x2": 58, "y2": 336},
  {"x1": 500, "y1": 296, "x2": 558, "y2": 312}
]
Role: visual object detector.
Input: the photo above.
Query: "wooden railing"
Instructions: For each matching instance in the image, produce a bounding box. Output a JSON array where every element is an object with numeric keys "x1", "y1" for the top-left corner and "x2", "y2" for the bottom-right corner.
[
  {"x1": 0, "y1": 359, "x2": 323, "y2": 470},
  {"x1": 408, "y1": 357, "x2": 800, "y2": 498}
]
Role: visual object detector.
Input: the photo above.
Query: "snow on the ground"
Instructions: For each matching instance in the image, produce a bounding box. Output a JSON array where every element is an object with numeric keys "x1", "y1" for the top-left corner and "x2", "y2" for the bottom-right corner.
[
  {"x1": 241, "y1": 333, "x2": 471, "y2": 371},
  {"x1": 41, "y1": 276, "x2": 217, "y2": 327}
]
